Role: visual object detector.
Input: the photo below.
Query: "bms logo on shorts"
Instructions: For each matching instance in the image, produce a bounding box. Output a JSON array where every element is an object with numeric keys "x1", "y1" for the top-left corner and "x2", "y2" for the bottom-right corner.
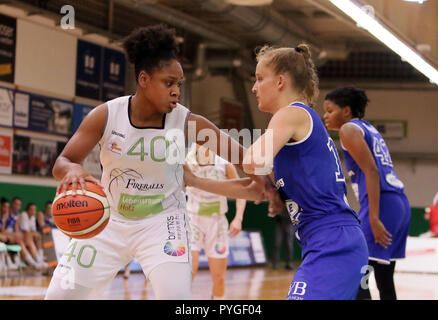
[
  {"x1": 163, "y1": 241, "x2": 186, "y2": 256},
  {"x1": 215, "y1": 243, "x2": 227, "y2": 255},
  {"x1": 163, "y1": 215, "x2": 186, "y2": 256}
]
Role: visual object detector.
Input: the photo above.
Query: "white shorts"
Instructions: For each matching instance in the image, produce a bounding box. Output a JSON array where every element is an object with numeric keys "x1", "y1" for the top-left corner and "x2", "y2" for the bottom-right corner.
[
  {"x1": 52, "y1": 208, "x2": 191, "y2": 289},
  {"x1": 189, "y1": 213, "x2": 229, "y2": 259}
]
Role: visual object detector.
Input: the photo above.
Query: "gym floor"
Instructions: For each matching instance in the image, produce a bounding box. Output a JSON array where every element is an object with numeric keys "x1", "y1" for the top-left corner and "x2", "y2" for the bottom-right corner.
[{"x1": 0, "y1": 264, "x2": 437, "y2": 300}]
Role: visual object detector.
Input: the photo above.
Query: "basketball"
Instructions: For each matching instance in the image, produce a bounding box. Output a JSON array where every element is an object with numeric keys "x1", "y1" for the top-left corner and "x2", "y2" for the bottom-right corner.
[{"x1": 51, "y1": 182, "x2": 110, "y2": 239}]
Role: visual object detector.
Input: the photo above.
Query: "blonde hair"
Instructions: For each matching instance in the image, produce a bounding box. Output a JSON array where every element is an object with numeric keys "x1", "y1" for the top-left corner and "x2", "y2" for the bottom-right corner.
[{"x1": 256, "y1": 43, "x2": 319, "y2": 105}]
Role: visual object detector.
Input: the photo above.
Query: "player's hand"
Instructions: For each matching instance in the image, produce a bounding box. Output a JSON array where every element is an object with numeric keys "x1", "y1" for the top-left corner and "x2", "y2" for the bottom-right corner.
[
  {"x1": 249, "y1": 175, "x2": 272, "y2": 204},
  {"x1": 183, "y1": 164, "x2": 197, "y2": 187},
  {"x1": 229, "y1": 218, "x2": 242, "y2": 237},
  {"x1": 370, "y1": 218, "x2": 392, "y2": 248},
  {"x1": 267, "y1": 190, "x2": 285, "y2": 217},
  {"x1": 56, "y1": 164, "x2": 102, "y2": 197}
]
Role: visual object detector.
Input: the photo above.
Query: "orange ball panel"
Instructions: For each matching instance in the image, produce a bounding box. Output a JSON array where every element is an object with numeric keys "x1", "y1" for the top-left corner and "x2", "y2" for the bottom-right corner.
[
  {"x1": 68, "y1": 217, "x2": 109, "y2": 239},
  {"x1": 52, "y1": 182, "x2": 109, "y2": 239}
]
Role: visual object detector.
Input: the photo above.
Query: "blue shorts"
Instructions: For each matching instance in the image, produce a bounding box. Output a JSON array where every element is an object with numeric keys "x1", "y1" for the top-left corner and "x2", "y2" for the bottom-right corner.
[
  {"x1": 359, "y1": 192, "x2": 411, "y2": 264},
  {"x1": 287, "y1": 225, "x2": 369, "y2": 300}
]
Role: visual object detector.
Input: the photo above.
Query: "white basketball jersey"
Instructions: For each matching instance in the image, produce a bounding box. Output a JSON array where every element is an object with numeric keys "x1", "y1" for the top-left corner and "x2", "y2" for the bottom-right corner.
[
  {"x1": 185, "y1": 146, "x2": 229, "y2": 216},
  {"x1": 99, "y1": 95, "x2": 190, "y2": 220}
]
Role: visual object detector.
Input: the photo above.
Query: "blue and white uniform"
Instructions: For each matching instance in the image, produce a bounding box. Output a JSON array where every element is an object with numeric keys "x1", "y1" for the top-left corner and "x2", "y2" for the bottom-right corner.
[
  {"x1": 341, "y1": 119, "x2": 411, "y2": 264},
  {"x1": 274, "y1": 102, "x2": 368, "y2": 300}
]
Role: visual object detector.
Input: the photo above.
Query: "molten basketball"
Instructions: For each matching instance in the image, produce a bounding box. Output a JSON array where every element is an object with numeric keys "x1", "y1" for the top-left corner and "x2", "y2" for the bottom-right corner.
[{"x1": 52, "y1": 182, "x2": 110, "y2": 239}]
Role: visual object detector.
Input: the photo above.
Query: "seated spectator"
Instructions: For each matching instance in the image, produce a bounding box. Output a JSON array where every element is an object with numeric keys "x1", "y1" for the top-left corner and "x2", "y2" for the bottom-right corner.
[
  {"x1": 37, "y1": 201, "x2": 57, "y2": 232},
  {"x1": 19, "y1": 203, "x2": 47, "y2": 269},
  {"x1": 425, "y1": 192, "x2": 438, "y2": 238},
  {"x1": 1, "y1": 198, "x2": 41, "y2": 270},
  {"x1": 0, "y1": 198, "x2": 10, "y2": 243},
  {"x1": 9, "y1": 197, "x2": 22, "y2": 224},
  {"x1": 5, "y1": 196, "x2": 25, "y2": 244}
]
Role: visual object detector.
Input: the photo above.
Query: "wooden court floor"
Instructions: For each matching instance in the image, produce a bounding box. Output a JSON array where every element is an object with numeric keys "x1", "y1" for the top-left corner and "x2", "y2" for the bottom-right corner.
[{"x1": 0, "y1": 263, "x2": 437, "y2": 300}]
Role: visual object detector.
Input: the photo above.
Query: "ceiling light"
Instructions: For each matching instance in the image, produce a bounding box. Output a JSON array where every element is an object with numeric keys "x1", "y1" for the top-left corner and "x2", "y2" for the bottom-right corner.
[
  {"x1": 225, "y1": 0, "x2": 273, "y2": 6},
  {"x1": 402, "y1": 0, "x2": 427, "y2": 3},
  {"x1": 330, "y1": 0, "x2": 438, "y2": 85}
]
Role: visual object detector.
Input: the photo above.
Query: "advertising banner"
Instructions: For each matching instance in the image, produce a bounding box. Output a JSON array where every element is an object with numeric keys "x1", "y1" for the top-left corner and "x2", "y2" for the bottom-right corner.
[
  {"x1": 12, "y1": 134, "x2": 29, "y2": 174},
  {"x1": 14, "y1": 92, "x2": 29, "y2": 129},
  {"x1": 0, "y1": 131, "x2": 12, "y2": 174},
  {"x1": 76, "y1": 39, "x2": 102, "y2": 100},
  {"x1": 0, "y1": 13, "x2": 16, "y2": 83},
  {"x1": 0, "y1": 87, "x2": 13, "y2": 127},
  {"x1": 102, "y1": 47, "x2": 126, "y2": 101},
  {"x1": 72, "y1": 103, "x2": 94, "y2": 133},
  {"x1": 15, "y1": 91, "x2": 73, "y2": 136},
  {"x1": 198, "y1": 230, "x2": 267, "y2": 268}
]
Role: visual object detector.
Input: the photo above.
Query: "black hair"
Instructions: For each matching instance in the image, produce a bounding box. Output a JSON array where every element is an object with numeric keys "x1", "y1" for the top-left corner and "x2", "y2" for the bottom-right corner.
[
  {"x1": 325, "y1": 86, "x2": 370, "y2": 119},
  {"x1": 12, "y1": 196, "x2": 21, "y2": 202},
  {"x1": 1, "y1": 197, "x2": 9, "y2": 205},
  {"x1": 122, "y1": 24, "x2": 179, "y2": 82},
  {"x1": 25, "y1": 203, "x2": 36, "y2": 211}
]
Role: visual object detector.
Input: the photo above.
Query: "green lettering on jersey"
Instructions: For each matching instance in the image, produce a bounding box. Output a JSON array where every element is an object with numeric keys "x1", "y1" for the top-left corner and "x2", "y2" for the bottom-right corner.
[
  {"x1": 118, "y1": 193, "x2": 165, "y2": 218},
  {"x1": 150, "y1": 136, "x2": 169, "y2": 162},
  {"x1": 127, "y1": 137, "x2": 148, "y2": 161},
  {"x1": 127, "y1": 136, "x2": 169, "y2": 162}
]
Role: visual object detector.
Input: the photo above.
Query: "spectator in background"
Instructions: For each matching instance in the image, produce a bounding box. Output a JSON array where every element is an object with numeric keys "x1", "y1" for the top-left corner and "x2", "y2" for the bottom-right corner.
[
  {"x1": 37, "y1": 201, "x2": 57, "y2": 232},
  {"x1": 10, "y1": 197, "x2": 22, "y2": 225},
  {"x1": 1, "y1": 198, "x2": 39, "y2": 269},
  {"x1": 6, "y1": 197, "x2": 26, "y2": 244},
  {"x1": 424, "y1": 192, "x2": 438, "y2": 238},
  {"x1": 271, "y1": 208, "x2": 295, "y2": 270},
  {"x1": 0, "y1": 198, "x2": 10, "y2": 243},
  {"x1": 19, "y1": 203, "x2": 47, "y2": 269}
]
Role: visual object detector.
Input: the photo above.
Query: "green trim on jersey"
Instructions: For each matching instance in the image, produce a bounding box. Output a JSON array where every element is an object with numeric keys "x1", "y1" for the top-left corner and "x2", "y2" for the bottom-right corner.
[{"x1": 197, "y1": 201, "x2": 221, "y2": 216}]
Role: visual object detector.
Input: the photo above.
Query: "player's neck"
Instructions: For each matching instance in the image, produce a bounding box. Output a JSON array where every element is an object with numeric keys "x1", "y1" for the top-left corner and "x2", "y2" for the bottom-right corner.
[
  {"x1": 130, "y1": 93, "x2": 163, "y2": 126},
  {"x1": 273, "y1": 92, "x2": 305, "y2": 114}
]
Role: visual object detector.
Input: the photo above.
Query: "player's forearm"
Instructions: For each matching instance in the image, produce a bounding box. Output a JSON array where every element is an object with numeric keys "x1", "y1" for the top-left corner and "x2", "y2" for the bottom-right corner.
[
  {"x1": 190, "y1": 177, "x2": 261, "y2": 201},
  {"x1": 364, "y1": 167, "x2": 381, "y2": 223},
  {"x1": 234, "y1": 199, "x2": 246, "y2": 221}
]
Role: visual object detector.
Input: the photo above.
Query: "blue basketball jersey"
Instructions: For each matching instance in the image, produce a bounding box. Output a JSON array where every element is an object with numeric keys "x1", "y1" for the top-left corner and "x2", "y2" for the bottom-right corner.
[
  {"x1": 273, "y1": 102, "x2": 359, "y2": 240},
  {"x1": 341, "y1": 119, "x2": 405, "y2": 208}
]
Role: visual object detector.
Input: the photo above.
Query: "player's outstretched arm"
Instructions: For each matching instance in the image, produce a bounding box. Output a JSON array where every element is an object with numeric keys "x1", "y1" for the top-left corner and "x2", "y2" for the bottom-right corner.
[
  {"x1": 183, "y1": 164, "x2": 264, "y2": 201},
  {"x1": 187, "y1": 113, "x2": 274, "y2": 201},
  {"x1": 53, "y1": 104, "x2": 107, "y2": 196}
]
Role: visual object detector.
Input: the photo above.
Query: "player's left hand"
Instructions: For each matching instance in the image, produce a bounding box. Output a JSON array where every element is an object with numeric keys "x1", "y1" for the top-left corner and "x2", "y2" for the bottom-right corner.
[
  {"x1": 370, "y1": 219, "x2": 392, "y2": 248},
  {"x1": 229, "y1": 218, "x2": 242, "y2": 237}
]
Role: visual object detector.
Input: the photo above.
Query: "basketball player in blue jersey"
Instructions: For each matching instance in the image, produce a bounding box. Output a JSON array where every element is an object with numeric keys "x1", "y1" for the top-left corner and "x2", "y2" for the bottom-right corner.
[
  {"x1": 323, "y1": 86, "x2": 411, "y2": 300},
  {"x1": 184, "y1": 44, "x2": 369, "y2": 300},
  {"x1": 45, "y1": 24, "x2": 272, "y2": 300}
]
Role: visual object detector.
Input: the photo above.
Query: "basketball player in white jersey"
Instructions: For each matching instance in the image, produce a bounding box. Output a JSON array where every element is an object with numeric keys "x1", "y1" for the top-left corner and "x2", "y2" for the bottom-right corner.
[
  {"x1": 45, "y1": 24, "x2": 273, "y2": 300},
  {"x1": 185, "y1": 143, "x2": 246, "y2": 300}
]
